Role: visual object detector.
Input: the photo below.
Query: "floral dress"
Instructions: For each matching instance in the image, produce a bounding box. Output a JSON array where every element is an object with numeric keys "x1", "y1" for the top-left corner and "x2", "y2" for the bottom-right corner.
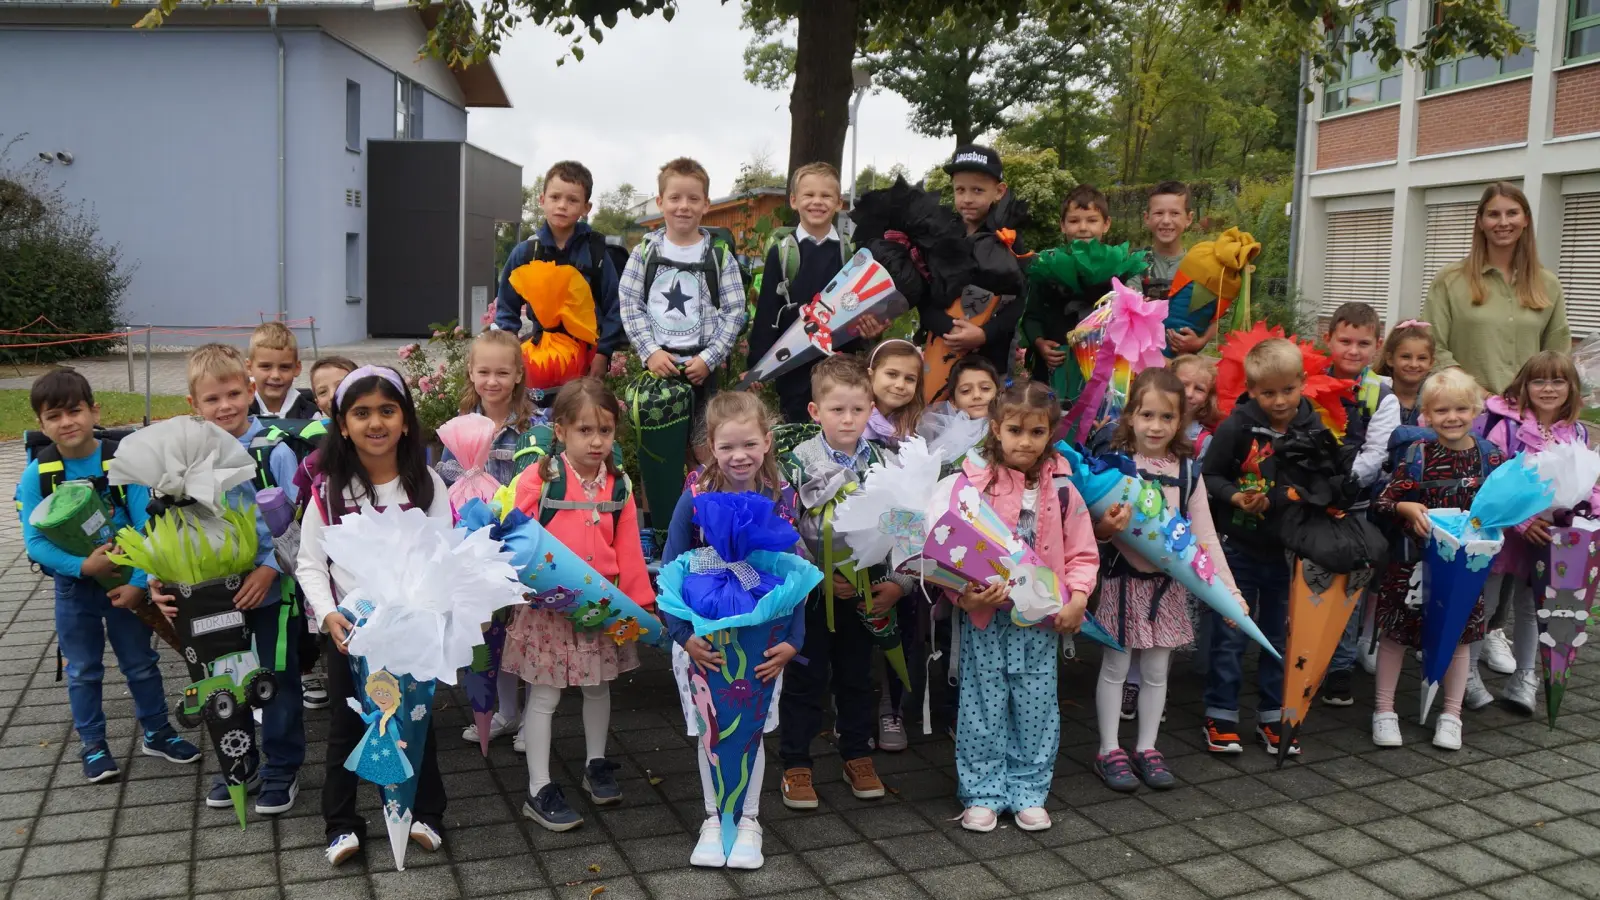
[{"x1": 1372, "y1": 439, "x2": 1505, "y2": 649}]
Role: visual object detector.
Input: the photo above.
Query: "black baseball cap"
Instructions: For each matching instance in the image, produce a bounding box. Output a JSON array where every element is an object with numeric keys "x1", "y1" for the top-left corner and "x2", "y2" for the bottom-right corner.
[{"x1": 943, "y1": 144, "x2": 1003, "y2": 180}]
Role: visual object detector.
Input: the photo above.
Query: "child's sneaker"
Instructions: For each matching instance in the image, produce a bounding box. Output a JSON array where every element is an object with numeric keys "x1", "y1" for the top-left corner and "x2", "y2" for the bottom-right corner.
[
  {"x1": 326, "y1": 832, "x2": 361, "y2": 866},
  {"x1": 302, "y1": 675, "x2": 330, "y2": 710},
  {"x1": 1464, "y1": 667, "x2": 1495, "y2": 710},
  {"x1": 1119, "y1": 683, "x2": 1139, "y2": 721},
  {"x1": 206, "y1": 769, "x2": 262, "y2": 808},
  {"x1": 690, "y1": 817, "x2": 725, "y2": 867},
  {"x1": 1371, "y1": 711, "x2": 1402, "y2": 748},
  {"x1": 140, "y1": 726, "x2": 200, "y2": 764},
  {"x1": 1129, "y1": 749, "x2": 1175, "y2": 790},
  {"x1": 1320, "y1": 669, "x2": 1354, "y2": 707},
  {"x1": 82, "y1": 743, "x2": 119, "y2": 783},
  {"x1": 1013, "y1": 807, "x2": 1052, "y2": 831},
  {"x1": 878, "y1": 713, "x2": 908, "y2": 752},
  {"x1": 843, "y1": 758, "x2": 885, "y2": 799},
  {"x1": 256, "y1": 776, "x2": 299, "y2": 815},
  {"x1": 727, "y1": 819, "x2": 764, "y2": 869},
  {"x1": 1094, "y1": 749, "x2": 1140, "y2": 792},
  {"x1": 1256, "y1": 723, "x2": 1301, "y2": 757},
  {"x1": 582, "y1": 759, "x2": 623, "y2": 806},
  {"x1": 1432, "y1": 712, "x2": 1463, "y2": 750},
  {"x1": 461, "y1": 712, "x2": 518, "y2": 745},
  {"x1": 409, "y1": 821, "x2": 443, "y2": 852},
  {"x1": 1203, "y1": 717, "x2": 1243, "y2": 754},
  {"x1": 781, "y1": 768, "x2": 818, "y2": 810},
  {"x1": 523, "y1": 783, "x2": 583, "y2": 832}
]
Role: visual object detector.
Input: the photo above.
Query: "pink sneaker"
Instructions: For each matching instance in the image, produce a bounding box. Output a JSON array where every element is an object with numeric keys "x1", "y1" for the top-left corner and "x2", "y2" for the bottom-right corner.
[
  {"x1": 960, "y1": 806, "x2": 997, "y2": 833},
  {"x1": 1014, "y1": 807, "x2": 1052, "y2": 831}
]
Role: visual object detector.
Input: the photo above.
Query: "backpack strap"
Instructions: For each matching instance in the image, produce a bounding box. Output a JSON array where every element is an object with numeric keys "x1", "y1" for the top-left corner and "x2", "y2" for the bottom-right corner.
[
  {"x1": 641, "y1": 234, "x2": 726, "y2": 311},
  {"x1": 35, "y1": 440, "x2": 129, "y2": 513},
  {"x1": 248, "y1": 430, "x2": 285, "y2": 489},
  {"x1": 536, "y1": 456, "x2": 629, "y2": 529}
]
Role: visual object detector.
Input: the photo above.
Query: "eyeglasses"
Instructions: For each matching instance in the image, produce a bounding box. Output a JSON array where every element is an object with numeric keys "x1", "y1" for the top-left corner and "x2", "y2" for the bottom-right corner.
[{"x1": 1531, "y1": 378, "x2": 1568, "y2": 389}]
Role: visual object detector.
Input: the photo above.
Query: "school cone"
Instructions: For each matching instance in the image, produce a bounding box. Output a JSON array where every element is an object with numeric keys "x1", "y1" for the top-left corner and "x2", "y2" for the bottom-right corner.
[
  {"x1": 1278, "y1": 558, "x2": 1363, "y2": 767},
  {"x1": 1533, "y1": 519, "x2": 1600, "y2": 729}
]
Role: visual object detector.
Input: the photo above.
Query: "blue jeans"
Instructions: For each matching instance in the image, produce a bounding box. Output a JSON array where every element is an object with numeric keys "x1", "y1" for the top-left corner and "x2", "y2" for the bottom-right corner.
[
  {"x1": 54, "y1": 575, "x2": 171, "y2": 746},
  {"x1": 1203, "y1": 547, "x2": 1289, "y2": 724},
  {"x1": 217, "y1": 597, "x2": 305, "y2": 785},
  {"x1": 1328, "y1": 588, "x2": 1368, "y2": 674}
]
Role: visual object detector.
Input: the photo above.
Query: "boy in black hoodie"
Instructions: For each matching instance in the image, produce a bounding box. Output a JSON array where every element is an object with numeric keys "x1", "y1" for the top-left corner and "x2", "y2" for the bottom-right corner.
[{"x1": 1201, "y1": 337, "x2": 1323, "y2": 758}]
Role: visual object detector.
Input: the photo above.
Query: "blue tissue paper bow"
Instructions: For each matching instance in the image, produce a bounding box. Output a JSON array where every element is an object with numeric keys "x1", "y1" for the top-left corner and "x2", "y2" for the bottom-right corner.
[{"x1": 681, "y1": 492, "x2": 801, "y2": 620}]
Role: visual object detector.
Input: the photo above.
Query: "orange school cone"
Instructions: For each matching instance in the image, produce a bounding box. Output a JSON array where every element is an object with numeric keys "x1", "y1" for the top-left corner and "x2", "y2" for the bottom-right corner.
[{"x1": 1278, "y1": 557, "x2": 1364, "y2": 766}]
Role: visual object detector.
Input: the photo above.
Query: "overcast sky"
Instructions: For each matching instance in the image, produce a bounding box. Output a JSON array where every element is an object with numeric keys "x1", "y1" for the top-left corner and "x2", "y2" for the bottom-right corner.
[{"x1": 465, "y1": 2, "x2": 952, "y2": 201}]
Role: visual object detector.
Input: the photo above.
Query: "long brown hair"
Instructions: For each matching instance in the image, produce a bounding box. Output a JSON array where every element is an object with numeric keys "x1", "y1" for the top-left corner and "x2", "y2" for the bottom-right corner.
[
  {"x1": 1168, "y1": 354, "x2": 1217, "y2": 429},
  {"x1": 1372, "y1": 321, "x2": 1436, "y2": 379},
  {"x1": 698, "y1": 392, "x2": 785, "y2": 496},
  {"x1": 539, "y1": 377, "x2": 624, "y2": 482},
  {"x1": 978, "y1": 381, "x2": 1060, "y2": 485},
  {"x1": 868, "y1": 339, "x2": 925, "y2": 438},
  {"x1": 1111, "y1": 368, "x2": 1195, "y2": 459},
  {"x1": 1462, "y1": 182, "x2": 1549, "y2": 311},
  {"x1": 1503, "y1": 350, "x2": 1582, "y2": 427},
  {"x1": 460, "y1": 329, "x2": 534, "y2": 428}
]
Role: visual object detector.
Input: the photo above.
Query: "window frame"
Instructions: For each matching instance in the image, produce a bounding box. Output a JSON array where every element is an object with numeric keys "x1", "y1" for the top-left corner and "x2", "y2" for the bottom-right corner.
[
  {"x1": 1424, "y1": 0, "x2": 1538, "y2": 94},
  {"x1": 1322, "y1": 0, "x2": 1409, "y2": 117},
  {"x1": 395, "y1": 74, "x2": 424, "y2": 140},
  {"x1": 345, "y1": 232, "x2": 362, "y2": 303},
  {"x1": 345, "y1": 80, "x2": 361, "y2": 153},
  {"x1": 1569, "y1": 0, "x2": 1600, "y2": 64}
]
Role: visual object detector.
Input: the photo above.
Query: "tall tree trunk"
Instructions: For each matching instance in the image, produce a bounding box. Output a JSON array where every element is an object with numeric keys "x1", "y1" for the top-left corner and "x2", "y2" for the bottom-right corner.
[{"x1": 787, "y1": 0, "x2": 860, "y2": 178}]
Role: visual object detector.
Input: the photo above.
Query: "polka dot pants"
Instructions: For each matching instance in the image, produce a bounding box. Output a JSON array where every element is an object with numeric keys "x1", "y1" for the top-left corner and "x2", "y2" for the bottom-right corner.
[{"x1": 954, "y1": 612, "x2": 1059, "y2": 813}]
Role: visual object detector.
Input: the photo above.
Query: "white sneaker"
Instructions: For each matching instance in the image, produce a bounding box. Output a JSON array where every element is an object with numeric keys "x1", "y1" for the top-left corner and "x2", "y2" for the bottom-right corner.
[
  {"x1": 726, "y1": 819, "x2": 764, "y2": 870},
  {"x1": 513, "y1": 730, "x2": 526, "y2": 754},
  {"x1": 1371, "y1": 712, "x2": 1402, "y2": 748},
  {"x1": 1464, "y1": 667, "x2": 1495, "y2": 711},
  {"x1": 1504, "y1": 668, "x2": 1537, "y2": 715},
  {"x1": 409, "y1": 821, "x2": 442, "y2": 852},
  {"x1": 462, "y1": 712, "x2": 518, "y2": 744},
  {"x1": 1432, "y1": 712, "x2": 1463, "y2": 750},
  {"x1": 302, "y1": 675, "x2": 330, "y2": 710},
  {"x1": 1483, "y1": 630, "x2": 1515, "y2": 675},
  {"x1": 690, "y1": 817, "x2": 725, "y2": 867},
  {"x1": 326, "y1": 832, "x2": 360, "y2": 866},
  {"x1": 1358, "y1": 639, "x2": 1379, "y2": 675}
]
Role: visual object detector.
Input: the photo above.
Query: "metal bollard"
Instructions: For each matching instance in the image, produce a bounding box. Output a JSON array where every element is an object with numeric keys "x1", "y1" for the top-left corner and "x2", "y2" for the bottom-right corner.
[
  {"x1": 144, "y1": 325, "x2": 153, "y2": 426},
  {"x1": 125, "y1": 326, "x2": 135, "y2": 392}
]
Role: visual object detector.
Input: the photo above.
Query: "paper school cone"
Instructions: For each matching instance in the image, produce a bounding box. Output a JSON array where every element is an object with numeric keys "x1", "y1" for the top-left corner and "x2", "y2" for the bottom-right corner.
[
  {"x1": 1532, "y1": 518, "x2": 1600, "y2": 729},
  {"x1": 624, "y1": 372, "x2": 695, "y2": 544},
  {"x1": 462, "y1": 611, "x2": 509, "y2": 757},
  {"x1": 458, "y1": 500, "x2": 665, "y2": 648},
  {"x1": 1418, "y1": 518, "x2": 1503, "y2": 722},
  {"x1": 1054, "y1": 441, "x2": 1280, "y2": 660},
  {"x1": 737, "y1": 248, "x2": 908, "y2": 390},
  {"x1": 1278, "y1": 558, "x2": 1364, "y2": 766},
  {"x1": 345, "y1": 652, "x2": 436, "y2": 871}
]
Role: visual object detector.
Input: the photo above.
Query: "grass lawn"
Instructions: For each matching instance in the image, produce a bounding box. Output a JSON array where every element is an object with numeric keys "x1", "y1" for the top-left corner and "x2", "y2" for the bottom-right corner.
[{"x1": 0, "y1": 390, "x2": 190, "y2": 441}]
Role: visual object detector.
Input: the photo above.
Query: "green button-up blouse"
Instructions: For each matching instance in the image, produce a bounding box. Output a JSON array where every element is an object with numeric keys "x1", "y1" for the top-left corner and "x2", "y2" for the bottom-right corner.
[{"x1": 1422, "y1": 260, "x2": 1570, "y2": 395}]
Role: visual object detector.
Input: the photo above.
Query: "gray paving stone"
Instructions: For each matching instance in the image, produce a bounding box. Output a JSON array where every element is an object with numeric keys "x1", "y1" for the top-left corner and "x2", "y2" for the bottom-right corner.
[
  {"x1": 1358, "y1": 857, "x2": 1461, "y2": 899},
  {"x1": 1300, "y1": 825, "x2": 1401, "y2": 867},
  {"x1": 369, "y1": 864, "x2": 462, "y2": 900},
  {"x1": 1235, "y1": 837, "x2": 1336, "y2": 881},
  {"x1": 803, "y1": 841, "x2": 897, "y2": 884},
  {"x1": 874, "y1": 831, "x2": 971, "y2": 869},
  {"x1": 1414, "y1": 844, "x2": 1522, "y2": 886},
  {"x1": 539, "y1": 842, "x2": 629, "y2": 886},
  {"x1": 1542, "y1": 858, "x2": 1600, "y2": 897},
  {"x1": 985, "y1": 850, "x2": 1085, "y2": 893},
  {"x1": 100, "y1": 861, "x2": 190, "y2": 900},
  {"x1": 725, "y1": 853, "x2": 821, "y2": 897},
  {"x1": 283, "y1": 876, "x2": 371, "y2": 900},
  {"x1": 1118, "y1": 823, "x2": 1222, "y2": 865},
  {"x1": 1533, "y1": 816, "x2": 1600, "y2": 855},
  {"x1": 550, "y1": 875, "x2": 648, "y2": 900},
  {"x1": 18, "y1": 836, "x2": 109, "y2": 877},
  {"x1": 1479, "y1": 873, "x2": 1586, "y2": 900},
  {"x1": 193, "y1": 850, "x2": 280, "y2": 892},
  {"x1": 616, "y1": 834, "x2": 691, "y2": 874},
  {"x1": 1169, "y1": 852, "x2": 1276, "y2": 898},
  {"x1": 1056, "y1": 836, "x2": 1154, "y2": 880},
  {"x1": 910, "y1": 862, "x2": 1013, "y2": 900},
  {"x1": 1411, "y1": 803, "x2": 1511, "y2": 841},
  {"x1": 1466, "y1": 791, "x2": 1562, "y2": 826},
  {"x1": 6, "y1": 871, "x2": 104, "y2": 900},
  {"x1": 767, "y1": 813, "x2": 859, "y2": 851},
  {"x1": 1289, "y1": 869, "x2": 1399, "y2": 900},
  {"x1": 1358, "y1": 815, "x2": 1456, "y2": 853},
  {"x1": 1027, "y1": 885, "x2": 1117, "y2": 900},
  {"x1": 841, "y1": 873, "x2": 934, "y2": 900}
]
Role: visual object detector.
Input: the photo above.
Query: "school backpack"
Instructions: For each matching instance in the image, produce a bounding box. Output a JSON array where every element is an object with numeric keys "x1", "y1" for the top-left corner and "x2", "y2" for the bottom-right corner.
[
  {"x1": 637, "y1": 227, "x2": 741, "y2": 309},
  {"x1": 510, "y1": 423, "x2": 625, "y2": 477},
  {"x1": 764, "y1": 226, "x2": 853, "y2": 305},
  {"x1": 246, "y1": 418, "x2": 329, "y2": 490},
  {"x1": 524, "y1": 230, "x2": 614, "y2": 309},
  {"x1": 524, "y1": 453, "x2": 631, "y2": 531},
  {"x1": 19, "y1": 427, "x2": 135, "y2": 515}
]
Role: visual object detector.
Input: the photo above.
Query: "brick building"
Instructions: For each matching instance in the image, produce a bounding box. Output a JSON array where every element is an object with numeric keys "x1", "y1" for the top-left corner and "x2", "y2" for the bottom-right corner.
[{"x1": 1294, "y1": 0, "x2": 1600, "y2": 335}]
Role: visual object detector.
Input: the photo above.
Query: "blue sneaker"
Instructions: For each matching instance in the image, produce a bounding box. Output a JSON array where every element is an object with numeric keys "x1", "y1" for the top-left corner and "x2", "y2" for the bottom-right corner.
[
  {"x1": 1094, "y1": 748, "x2": 1140, "y2": 793},
  {"x1": 206, "y1": 768, "x2": 262, "y2": 809},
  {"x1": 256, "y1": 776, "x2": 299, "y2": 815},
  {"x1": 582, "y1": 758, "x2": 623, "y2": 806},
  {"x1": 81, "y1": 743, "x2": 119, "y2": 783},
  {"x1": 141, "y1": 726, "x2": 201, "y2": 764},
  {"x1": 523, "y1": 783, "x2": 583, "y2": 832}
]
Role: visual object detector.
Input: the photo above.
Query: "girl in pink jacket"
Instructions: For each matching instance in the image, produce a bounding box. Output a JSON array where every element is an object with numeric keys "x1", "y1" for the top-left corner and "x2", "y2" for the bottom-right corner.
[
  {"x1": 1472, "y1": 351, "x2": 1597, "y2": 714},
  {"x1": 927, "y1": 382, "x2": 1099, "y2": 834}
]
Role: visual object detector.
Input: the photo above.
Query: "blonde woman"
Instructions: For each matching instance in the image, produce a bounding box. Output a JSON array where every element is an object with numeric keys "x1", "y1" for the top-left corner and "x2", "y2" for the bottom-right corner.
[{"x1": 1423, "y1": 182, "x2": 1570, "y2": 395}]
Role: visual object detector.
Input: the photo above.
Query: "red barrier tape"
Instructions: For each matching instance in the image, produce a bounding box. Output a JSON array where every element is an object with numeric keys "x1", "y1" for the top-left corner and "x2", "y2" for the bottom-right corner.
[{"x1": 0, "y1": 316, "x2": 318, "y2": 348}]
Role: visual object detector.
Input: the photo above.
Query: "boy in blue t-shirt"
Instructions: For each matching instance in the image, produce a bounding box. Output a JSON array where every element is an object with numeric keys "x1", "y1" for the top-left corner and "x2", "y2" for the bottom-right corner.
[{"x1": 17, "y1": 370, "x2": 199, "y2": 782}]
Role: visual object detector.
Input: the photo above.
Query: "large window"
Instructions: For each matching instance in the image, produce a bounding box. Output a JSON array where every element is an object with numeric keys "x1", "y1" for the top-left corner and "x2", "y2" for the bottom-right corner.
[
  {"x1": 1426, "y1": 0, "x2": 1536, "y2": 91},
  {"x1": 1325, "y1": 0, "x2": 1408, "y2": 115},
  {"x1": 395, "y1": 75, "x2": 424, "y2": 139},
  {"x1": 1572, "y1": 0, "x2": 1600, "y2": 62}
]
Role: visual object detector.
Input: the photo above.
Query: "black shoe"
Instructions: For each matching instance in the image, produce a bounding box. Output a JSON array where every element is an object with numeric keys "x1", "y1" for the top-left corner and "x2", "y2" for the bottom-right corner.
[
  {"x1": 582, "y1": 758, "x2": 623, "y2": 806},
  {"x1": 1321, "y1": 669, "x2": 1354, "y2": 707},
  {"x1": 1119, "y1": 683, "x2": 1139, "y2": 721},
  {"x1": 523, "y1": 783, "x2": 583, "y2": 832}
]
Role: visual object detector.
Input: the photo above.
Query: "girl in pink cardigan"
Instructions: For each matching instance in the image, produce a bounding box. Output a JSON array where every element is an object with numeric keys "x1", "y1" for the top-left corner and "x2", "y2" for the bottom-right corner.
[
  {"x1": 1088, "y1": 369, "x2": 1244, "y2": 794},
  {"x1": 927, "y1": 382, "x2": 1099, "y2": 834},
  {"x1": 1472, "y1": 351, "x2": 1597, "y2": 714},
  {"x1": 507, "y1": 378, "x2": 655, "y2": 833}
]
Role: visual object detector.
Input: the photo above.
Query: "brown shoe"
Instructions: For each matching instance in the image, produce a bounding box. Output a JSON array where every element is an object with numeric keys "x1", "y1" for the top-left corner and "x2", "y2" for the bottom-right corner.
[
  {"x1": 781, "y1": 767, "x2": 819, "y2": 810},
  {"x1": 843, "y1": 757, "x2": 886, "y2": 800}
]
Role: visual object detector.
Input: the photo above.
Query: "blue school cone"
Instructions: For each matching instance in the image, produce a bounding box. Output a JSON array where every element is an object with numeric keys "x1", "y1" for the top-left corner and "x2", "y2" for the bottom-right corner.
[
  {"x1": 348, "y1": 654, "x2": 436, "y2": 872},
  {"x1": 1418, "y1": 519, "x2": 1502, "y2": 723}
]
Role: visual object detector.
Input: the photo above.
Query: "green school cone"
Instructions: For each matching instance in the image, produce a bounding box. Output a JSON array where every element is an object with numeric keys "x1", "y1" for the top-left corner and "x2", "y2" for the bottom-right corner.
[{"x1": 229, "y1": 783, "x2": 248, "y2": 830}]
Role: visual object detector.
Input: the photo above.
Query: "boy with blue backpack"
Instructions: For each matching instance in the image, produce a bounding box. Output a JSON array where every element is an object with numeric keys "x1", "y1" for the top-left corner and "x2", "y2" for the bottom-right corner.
[{"x1": 17, "y1": 369, "x2": 199, "y2": 782}]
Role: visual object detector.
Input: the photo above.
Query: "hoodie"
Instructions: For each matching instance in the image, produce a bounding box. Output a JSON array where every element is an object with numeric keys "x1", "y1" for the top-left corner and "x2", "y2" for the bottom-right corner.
[{"x1": 1202, "y1": 396, "x2": 1326, "y2": 559}]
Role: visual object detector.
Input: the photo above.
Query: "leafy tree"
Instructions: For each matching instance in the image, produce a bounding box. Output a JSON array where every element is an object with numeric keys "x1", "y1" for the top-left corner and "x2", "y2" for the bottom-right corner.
[
  {"x1": 851, "y1": 163, "x2": 911, "y2": 200},
  {"x1": 494, "y1": 179, "x2": 542, "y2": 271},
  {"x1": 590, "y1": 182, "x2": 640, "y2": 237},
  {"x1": 732, "y1": 150, "x2": 788, "y2": 195}
]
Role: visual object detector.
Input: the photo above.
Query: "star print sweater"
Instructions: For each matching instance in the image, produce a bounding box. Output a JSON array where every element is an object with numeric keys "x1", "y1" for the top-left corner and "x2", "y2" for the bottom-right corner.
[{"x1": 511, "y1": 461, "x2": 655, "y2": 612}]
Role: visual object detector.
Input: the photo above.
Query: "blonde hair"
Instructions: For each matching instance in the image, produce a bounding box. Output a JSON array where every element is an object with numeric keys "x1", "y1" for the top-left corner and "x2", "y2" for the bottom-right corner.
[
  {"x1": 979, "y1": 381, "x2": 1061, "y2": 483},
  {"x1": 186, "y1": 343, "x2": 250, "y2": 395},
  {"x1": 657, "y1": 157, "x2": 711, "y2": 196},
  {"x1": 1420, "y1": 367, "x2": 1483, "y2": 414},
  {"x1": 1504, "y1": 350, "x2": 1582, "y2": 427},
  {"x1": 1169, "y1": 354, "x2": 1218, "y2": 428},
  {"x1": 459, "y1": 329, "x2": 533, "y2": 428},
  {"x1": 868, "y1": 339, "x2": 925, "y2": 439},
  {"x1": 247, "y1": 321, "x2": 298, "y2": 360},
  {"x1": 1464, "y1": 182, "x2": 1549, "y2": 311},
  {"x1": 789, "y1": 162, "x2": 841, "y2": 197},
  {"x1": 699, "y1": 392, "x2": 784, "y2": 495},
  {"x1": 365, "y1": 670, "x2": 403, "y2": 736},
  {"x1": 1243, "y1": 338, "x2": 1304, "y2": 388}
]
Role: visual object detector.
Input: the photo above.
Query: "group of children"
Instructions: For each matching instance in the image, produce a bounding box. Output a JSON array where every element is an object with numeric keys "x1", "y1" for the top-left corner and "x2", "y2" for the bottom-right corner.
[{"x1": 23, "y1": 146, "x2": 1596, "y2": 873}]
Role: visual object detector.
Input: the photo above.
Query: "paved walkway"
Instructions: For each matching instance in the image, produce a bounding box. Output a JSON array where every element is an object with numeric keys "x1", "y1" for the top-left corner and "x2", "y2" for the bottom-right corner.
[
  {"x1": 3, "y1": 445, "x2": 1600, "y2": 900},
  {"x1": 0, "y1": 340, "x2": 413, "y2": 396}
]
